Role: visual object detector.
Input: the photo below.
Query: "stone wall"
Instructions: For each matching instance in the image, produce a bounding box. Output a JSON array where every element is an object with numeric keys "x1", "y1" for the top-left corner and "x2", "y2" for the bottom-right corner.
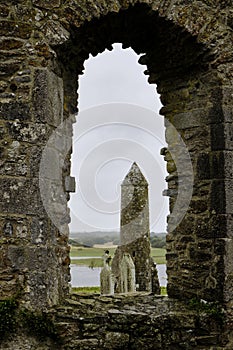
[
  {"x1": 0, "y1": 293, "x2": 226, "y2": 350},
  {"x1": 1, "y1": 0, "x2": 233, "y2": 348}
]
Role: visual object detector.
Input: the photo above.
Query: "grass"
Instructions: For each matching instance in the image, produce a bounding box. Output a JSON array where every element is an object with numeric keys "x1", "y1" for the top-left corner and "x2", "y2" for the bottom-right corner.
[
  {"x1": 160, "y1": 286, "x2": 167, "y2": 296},
  {"x1": 72, "y1": 286, "x2": 100, "y2": 293},
  {"x1": 70, "y1": 246, "x2": 116, "y2": 268},
  {"x1": 71, "y1": 258, "x2": 103, "y2": 268},
  {"x1": 70, "y1": 246, "x2": 116, "y2": 258},
  {"x1": 70, "y1": 246, "x2": 166, "y2": 266},
  {"x1": 71, "y1": 286, "x2": 167, "y2": 295},
  {"x1": 151, "y1": 248, "x2": 166, "y2": 265}
]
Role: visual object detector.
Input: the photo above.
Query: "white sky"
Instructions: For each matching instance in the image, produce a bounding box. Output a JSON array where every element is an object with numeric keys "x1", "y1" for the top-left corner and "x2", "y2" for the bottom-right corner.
[{"x1": 69, "y1": 43, "x2": 169, "y2": 233}]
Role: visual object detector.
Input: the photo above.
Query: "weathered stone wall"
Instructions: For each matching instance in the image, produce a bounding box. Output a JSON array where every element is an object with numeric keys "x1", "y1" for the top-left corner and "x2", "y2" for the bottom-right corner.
[
  {"x1": 1, "y1": 0, "x2": 233, "y2": 348},
  {"x1": 0, "y1": 3, "x2": 69, "y2": 307},
  {"x1": 0, "y1": 293, "x2": 226, "y2": 350}
]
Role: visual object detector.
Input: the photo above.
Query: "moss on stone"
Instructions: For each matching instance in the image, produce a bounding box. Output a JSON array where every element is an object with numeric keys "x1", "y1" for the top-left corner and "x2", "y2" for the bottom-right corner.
[
  {"x1": 0, "y1": 298, "x2": 18, "y2": 339},
  {"x1": 20, "y1": 309, "x2": 59, "y2": 340},
  {"x1": 188, "y1": 298, "x2": 225, "y2": 323}
]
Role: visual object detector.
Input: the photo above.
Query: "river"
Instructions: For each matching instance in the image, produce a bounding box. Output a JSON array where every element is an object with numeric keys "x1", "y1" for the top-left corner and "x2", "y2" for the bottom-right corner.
[{"x1": 70, "y1": 264, "x2": 167, "y2": 287}]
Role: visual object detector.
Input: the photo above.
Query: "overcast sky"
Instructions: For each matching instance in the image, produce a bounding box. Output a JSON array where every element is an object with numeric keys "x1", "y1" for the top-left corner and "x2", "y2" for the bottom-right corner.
[{"x1": 69, "y1": 43, "x2": 169, "y2": 233}]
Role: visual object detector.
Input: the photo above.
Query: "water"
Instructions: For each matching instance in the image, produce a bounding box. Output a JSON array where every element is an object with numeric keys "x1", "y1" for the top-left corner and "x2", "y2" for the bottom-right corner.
[{"x1": 70, "y1": 264, "x2": 167, "y2": 287}]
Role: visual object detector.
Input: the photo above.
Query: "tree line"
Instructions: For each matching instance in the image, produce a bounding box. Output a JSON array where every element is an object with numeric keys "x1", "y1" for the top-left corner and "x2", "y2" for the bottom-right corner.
[{"x1": 69, "y1": 231, "x2": 166, "y2": 249}]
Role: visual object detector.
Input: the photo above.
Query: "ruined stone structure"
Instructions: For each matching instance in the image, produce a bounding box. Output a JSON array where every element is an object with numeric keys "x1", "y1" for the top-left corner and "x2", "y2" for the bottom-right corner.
[
  {"x1": 120, "y1": 162, "x2": 150, "y2": 247},
  {"x1": 1, "y1": 0, "x2": 233, "y2": 349},
  {"x1": 111, "y1": 162, "x2": 160, "y2": 293}
]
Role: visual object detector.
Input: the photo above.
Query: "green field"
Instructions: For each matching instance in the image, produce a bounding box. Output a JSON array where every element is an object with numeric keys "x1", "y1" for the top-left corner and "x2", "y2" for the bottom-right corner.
[
  {"x1": 151, "y1": 248, "x2": 166, "y2": 265},
  {"x1": 70, "y1": 246, "x2": 166, "y2": 266},
  {"x1": 72, "y1": 286, "x2": 100, "y2": 293},
  {"x1": 71, "y1": 286, "x2": 167, "y2": 295},
  {"x1": 70, "y1": 246, "x2": 116, "y2": 258}
]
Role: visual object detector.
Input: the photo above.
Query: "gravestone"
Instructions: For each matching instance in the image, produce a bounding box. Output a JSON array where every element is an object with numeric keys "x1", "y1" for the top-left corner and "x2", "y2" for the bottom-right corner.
[{"x1": 119, "y1": 253, "x2": 136, "y2": 293}]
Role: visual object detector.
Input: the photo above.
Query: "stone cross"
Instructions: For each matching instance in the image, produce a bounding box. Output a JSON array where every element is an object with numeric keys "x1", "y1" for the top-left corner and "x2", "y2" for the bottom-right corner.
[{"x1": 100, "y1": 250, "x2": 114, "y2": 295}]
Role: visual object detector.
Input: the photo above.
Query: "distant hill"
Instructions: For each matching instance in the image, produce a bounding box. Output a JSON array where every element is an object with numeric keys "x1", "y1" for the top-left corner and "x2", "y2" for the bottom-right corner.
[
  {"x1": 70, "y1": 231, "x2": 120, "y2": 247},
  {"x1": 69, "y1": 231, "x2": 166, "y2": 248},
  {"x1": 150, "y1": 232, "x2": 166, "y2": 237}
]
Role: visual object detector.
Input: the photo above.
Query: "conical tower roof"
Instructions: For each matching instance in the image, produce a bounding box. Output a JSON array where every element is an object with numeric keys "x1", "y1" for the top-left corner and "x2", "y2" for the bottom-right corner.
[{"x1": 122, "y1": 162, "x2": 148, "y2": 186}]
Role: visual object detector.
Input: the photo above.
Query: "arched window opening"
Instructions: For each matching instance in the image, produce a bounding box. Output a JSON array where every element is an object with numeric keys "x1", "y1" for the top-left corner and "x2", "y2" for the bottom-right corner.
[{"x1": 68, "y1": 43, "x2": 168, "y2": 294}]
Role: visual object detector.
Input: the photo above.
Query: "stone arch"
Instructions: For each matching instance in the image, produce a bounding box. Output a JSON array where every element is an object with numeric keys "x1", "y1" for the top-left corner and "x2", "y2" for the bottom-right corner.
[
  {"x1": 51, "y1": 2, "x2": 232, "y2": 303},
  {"x1": 1, "y1": 1, "x2": 233, "y2": 312}
]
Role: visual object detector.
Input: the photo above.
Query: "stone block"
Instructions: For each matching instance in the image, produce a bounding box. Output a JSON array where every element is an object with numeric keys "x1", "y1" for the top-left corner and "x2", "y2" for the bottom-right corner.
[
  {"x1": 0, "y1": 61, "x2": 21, "y2": 78},
  {"x1": 171, "y1": 108, "x2": 215, "y2": 130},
  {"x1": 28, "y1": 247, "x2": 51, "y2": 271},
  {"x1": 7, "y1": 246, "x2": 27, "y2": 270},
  {"x1": 0, "y1": 178, "x2": 46, "y2": 216},
  {"x1": 32, "y1": 0, "x2": 60, "y2": 9},
  {"x1": 224, "y1": 151, "x2": 233, "y2": 178},
  {"x1": 208, "y1": 90, "x2": 224, "y2": 124},
  {"x1": 0, "y1": 20, "x2": 32, "y2": 39},
  {"x1": 190, "y1": 199, "x2": 208, "y2": 214},
  {"x1": 211, "y1": 123, "x2": 233, "y2": 151},
  {"x1": 0, "y1": 38, "x2": 24, "y2": 51},
  {"x1": 214, "y1": 238, "x2": 226, "y2": 255},
  {"x1": 222, "y1": 86, "x2": 233, "y2": 122},
  {"x1": 207, "y1": 215, "x2": 227, "y2": 239},
  {"x1": 65, "y1": 176, "x2": 76, "y2": 193},
  {"x1": 104, "y1": 332, "x2": 129, "y2": 349},
  {"x1": 28, "y1": 271, "x2": 50, "y2": 306},
  {"x1": 196, "y1": 151, "x2": 225, "y2": 180},
  {"x1": 225, "y1": 123, "x2": 233, "y2": 150},
  {"x1": 210, "y1": 180, "x2": 226, "y2": 214},
  {"x1": 190, "y1": 249, "x2": 212, "y2": 263},
  {"x1": 226, "y1": 179, "x2": 233, "y2": 214},
  {"x1": 0, "y1": 101, "x2": 30, "y2": 121},
  {"x1": 211, "y1": 123, "x2": 225, "y2": 151},
  {"x1": 166, "y1": 253, "x2": 178, "y2": 260},
  {"x1": 39, "y1": 146, "x2": 61, "y2": 180},
  {"x1": 0, "y1": 158, "x2": 29, "y2": 177},
  {"x1": 210, "y1": 151, "x2": 225, "y2": 179},
  {"x1": 0, "y1": 140, "x2": 30, "y2": 177},
  {"x1": 197, "y1": 153, "x2": 210, "y2": 179},
  {"x1": 0, "y1": 4, "x2": 9, "y2": 17},
  {"x1": 222, "y1": 105, "x2": 233, "y2": 123},
  {"x1": 224, "y1": 237, "x2": 233, "y2": 301},
  {"x1": 30, "y1": 217, "x2": 49, "y2": 244},
  {"x1": 29, "y1": 146, "x2": 43, "y2": 177},
  {"x1": 41, "y1": 20, "x2": 70, "y2": 46},
  {"x1": 7, "y1": 120, "x2": 50, "y2": 144},
  {"x1": 196, "y1": 335, "x2": 219, "y2": 346},
  {"x1": 176, "y1": 215, "x2": 196, "y2": 235},
  {"x1": 15, "y1": 220, "x2": 28, "y2": 238},
  {"x1": 0, "y1": 216, "x2": 29, "y2": 239},
  {"x1": 33, "y1": 69, "x2": 63, "y2": 126},
  {"x1": 14, "y1": 4, "x2": 34, "y2": 22},
  {"x1": 69, "y1": 339, "x2": 99, "y2": 348},
  {"x1": 226, "y1": 214, "x2": 233, "y2": 238}
]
